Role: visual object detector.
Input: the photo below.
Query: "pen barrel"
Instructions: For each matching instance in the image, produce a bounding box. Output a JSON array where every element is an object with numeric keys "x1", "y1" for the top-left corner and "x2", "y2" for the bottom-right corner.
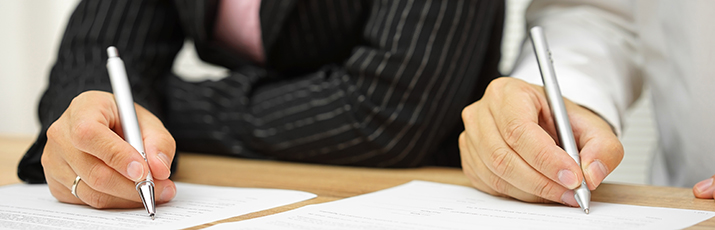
[
  {"x1": 529, "y1": 27, "x2": 581, "y2": 166},
  {"x1": 106, "y1": 53, "x2": 147, "y2": 160}
]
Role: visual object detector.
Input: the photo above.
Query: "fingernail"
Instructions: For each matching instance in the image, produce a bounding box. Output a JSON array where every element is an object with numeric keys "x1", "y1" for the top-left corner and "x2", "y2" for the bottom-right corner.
[
  {"x1": 587, "y1": 160, "x2": 608, "y2": 188},
  {"x1": 695, "y1": 178, "x2": 714, "y2": 194},
  {"x1": 558, "y1": 169, "x2": 579, "y2": 189},
  {"x1": 561, "y1": 190, "x2": 578, "y2": 207},
  {"x1": 127, "y1": 161, "x2": 144, "y2": 181},
  {"x1": 157, "y1": 152, "x2": 171, "y2": 173},
  {"x1": 160, "y1": 185, "x2": 176, "y2": 202}
]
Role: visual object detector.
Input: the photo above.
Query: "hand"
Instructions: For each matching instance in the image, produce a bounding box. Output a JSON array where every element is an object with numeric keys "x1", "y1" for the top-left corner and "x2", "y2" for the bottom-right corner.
[
  {"x1": 693, "y1": 176, "x2": 715, "y2": 199},
  {"x1": 459, "y1": 77, "x2": 623, "y2": 206},
  {"x1": 42, "y1": 90, "x2": 177, "y2": 209}
]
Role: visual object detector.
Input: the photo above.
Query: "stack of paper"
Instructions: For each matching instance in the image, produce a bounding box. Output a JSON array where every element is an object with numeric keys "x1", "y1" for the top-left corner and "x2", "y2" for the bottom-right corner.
[
  {"x1": 206, "y1": 181, "x2": 715, "y2": 230},
  {"x1": 0, "y1": 182, "x2": 316, "y2": 229}
]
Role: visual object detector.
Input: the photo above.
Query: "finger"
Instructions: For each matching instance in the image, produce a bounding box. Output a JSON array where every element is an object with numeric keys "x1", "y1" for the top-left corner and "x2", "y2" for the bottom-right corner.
[
  {"x1": 43, "y1": 140, "x2": 84, "y2": 205},
  {"x1": 47, "y1": 176, "x2": 144, "y2": 209},
  {"x1": 65, "y1": 148, "x2": 177, "y2": 204},
  {"x1": 469, "y1": 152, "x2": 556, "y2": 204},
  {"x1": 136, "y1": 105, "x2": 176, "y2": 180},
  {"x1": 42, "y1": 131, "x2": 74, "y2": 189},
  {"x1": 66, "y1": 94, "x2": 149, "y2": 182},
  {"x1": 48, "y1": 161, "x2": 177, "y2": 208},
  {"x1": 693, "y1": 177, "x2": 715, "y2": 199},
  {"x1": 47, "y1": 177, "x2": 89, "y2": 205},
  {"x1": 568, "y1": 102, "x2": 624, "y2": 190},
  {"x1": 482, "y1": 78, "x2": 583, "y2": 189},
  {"x1": 465, "y1": 115, "x2": 566, "y2": 204},
  {"x1": 459, "y1": 132, "x2": 500, "y2": 197},
  {"x1": 68, "y1": 118, "x2": 148, "y2": 182},
  {"x1": 67, "y1": 150, "x2": 143, "y2": 202},
  {"x1": 460, "y1": 133, "x2": 527, "y2": 201},
  {"x1": 69, "y1": 177, "x2": 177, "y2": 208},
  {"x1": 42, "y1": 144, "x2": 141, "y2": 208},
  {"x1": 462, "y1": 130, "x2": 557, "y2": 204}
]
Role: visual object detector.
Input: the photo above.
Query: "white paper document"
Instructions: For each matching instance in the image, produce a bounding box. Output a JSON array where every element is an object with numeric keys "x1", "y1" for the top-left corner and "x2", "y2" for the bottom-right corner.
[
  {"x1": 208, "y1": 180, "x2": 715, "y2": 230},
  {"x1": 0, "y1": 182, "x2": 316, "y2": 229}
]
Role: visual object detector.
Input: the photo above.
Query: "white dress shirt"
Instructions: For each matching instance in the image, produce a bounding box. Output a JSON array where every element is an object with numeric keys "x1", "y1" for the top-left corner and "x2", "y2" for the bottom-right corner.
[{"x1": 512, "y1": 0, "x2": 715, "y2": 187}]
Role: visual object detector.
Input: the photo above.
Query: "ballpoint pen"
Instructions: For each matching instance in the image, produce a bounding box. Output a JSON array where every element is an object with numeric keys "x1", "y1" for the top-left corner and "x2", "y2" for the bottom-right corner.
[
  {"x1": 529, "y1": 26, "x2": 591, "y2": 214},
  {"x1": 106, "y1": 46, "x2": 156, "y2": 220}
]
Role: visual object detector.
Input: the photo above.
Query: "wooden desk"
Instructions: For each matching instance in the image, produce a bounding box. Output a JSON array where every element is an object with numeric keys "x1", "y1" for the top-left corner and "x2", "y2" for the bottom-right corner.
[
  {"x1": 0, "y1": 136, "x2": 30, "y2": 186},
  {"x1": 2, "y1": 136, "x2": 714, "y2": 229}
]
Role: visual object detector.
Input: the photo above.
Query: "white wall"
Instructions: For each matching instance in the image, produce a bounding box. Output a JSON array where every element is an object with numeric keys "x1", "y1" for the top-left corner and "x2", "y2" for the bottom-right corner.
[{"x1": 0, "y1": 0, "x2": 79, "y2": 136}]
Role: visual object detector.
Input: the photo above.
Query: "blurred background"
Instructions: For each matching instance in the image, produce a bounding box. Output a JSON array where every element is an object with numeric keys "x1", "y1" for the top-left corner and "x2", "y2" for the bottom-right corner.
[{"x1": 0, "y1": 0, "x2": 657, "y2": 185}]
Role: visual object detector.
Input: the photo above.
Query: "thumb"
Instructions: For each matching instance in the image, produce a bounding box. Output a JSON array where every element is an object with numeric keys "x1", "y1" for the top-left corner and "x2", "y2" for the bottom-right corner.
[
  {"x1": 568, "y1": 101, "x2": 624, "y2": 190},
  {"x1": 136, "y1": 104, "x2": 176, "y2": 180},
  {"x1": 693, "y1": 177, "x2": 715, "y2": 199}
]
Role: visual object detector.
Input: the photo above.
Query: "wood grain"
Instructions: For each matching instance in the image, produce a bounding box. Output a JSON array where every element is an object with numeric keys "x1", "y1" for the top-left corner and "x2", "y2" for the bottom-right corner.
[{"x1": 2, "y1": 137, "x2": 713, "y2": 229}]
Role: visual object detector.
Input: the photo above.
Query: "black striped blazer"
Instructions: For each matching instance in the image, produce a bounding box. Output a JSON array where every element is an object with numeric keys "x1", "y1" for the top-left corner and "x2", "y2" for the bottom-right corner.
[{"x1": 19, "y1": 0, "x2": 504, "y2": 183}]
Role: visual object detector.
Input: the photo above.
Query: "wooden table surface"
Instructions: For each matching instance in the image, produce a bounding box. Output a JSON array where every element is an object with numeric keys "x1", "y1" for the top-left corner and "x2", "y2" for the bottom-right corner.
[{"x1": 2, "y1": 136, "x2": 715, "y2": 229}]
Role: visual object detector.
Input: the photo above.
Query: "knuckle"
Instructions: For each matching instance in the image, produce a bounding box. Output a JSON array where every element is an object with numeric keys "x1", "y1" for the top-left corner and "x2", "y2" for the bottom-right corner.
[
  {"x1": 461, "y1": 104, "x2": 477, "y2": 124},
  {"x1": 610, "y1": 141, "x2": 625, "y2": 162},
  {"x1": 502, "y1": 118, "x2": 529, "y2": 147},
  {"x1": 487, "y1": 77, "x2": 509, "y2": 93},
  {"x1": 40, "y1": 151, "x2": 51, "y2": 168},
  {"x1": 485, "y1": 77, "x2": 519, "y2": 98},
  {"x1": 532, "y1": 178, "x2": 559, "y2": 200},
  {"x1": 86, "y1": 191, "x2": 113, "y2": 209},
  {"x1": 458, "y1": 132, "x2": 467, "y2": 150},
  {"x1": 85, "y1": 163, "x2": 113, "y2": 192},
  {"x1": 488, "y1": 174, "x2": 510, "y2": 194},
  {"x1": 103, "y1": 145, "x2": 126, "y2": 168},
  {"x1": 531, "y1": 146, "x2": 555, "y2": 171},
  {"x1": 46, "y1": 121, "x2": 62, "y2": 141},
  {"x1": 161, "y1": 134, "x2": 177, "y2": 153},
  {"x1": 489, "y1": 146, "x2": 515, "y2": 177},
  {"x1": 70, "y1": 120, "x2": 94, "y2": 147},
  {"x1": 168, "y1": 135, "x2": 177, "y2": 151}
]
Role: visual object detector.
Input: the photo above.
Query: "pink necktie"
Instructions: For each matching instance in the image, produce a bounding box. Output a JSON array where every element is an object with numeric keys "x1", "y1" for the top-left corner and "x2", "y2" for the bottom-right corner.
[{"x1": 213, "y1": 0, "x2": 265, "y2": 64}]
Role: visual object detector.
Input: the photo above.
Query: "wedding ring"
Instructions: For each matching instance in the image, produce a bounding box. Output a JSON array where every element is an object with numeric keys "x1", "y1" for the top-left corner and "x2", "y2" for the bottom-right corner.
[{"x1": 71, "y1": 176, "x2": 81, "y2": 199}]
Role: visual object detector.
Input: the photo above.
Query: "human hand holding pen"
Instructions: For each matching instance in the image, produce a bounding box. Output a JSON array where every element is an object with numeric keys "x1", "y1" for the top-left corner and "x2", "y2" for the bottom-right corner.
[
  {"x1": 458, "y1": 77, "x2": 623, "y2": 207},
  {"x1": 42, "y1": 90, "x2": 177, "y2": 209}
]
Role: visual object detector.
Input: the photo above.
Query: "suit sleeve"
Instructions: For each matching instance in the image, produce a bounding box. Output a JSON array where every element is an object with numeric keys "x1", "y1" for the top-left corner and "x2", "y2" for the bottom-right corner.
[
  {"x1": 168, "y1": 0, "x2": 504, "y2": 167},
  {"x1": 18, "y1": 0, "x2": 185, "y2": 183}
]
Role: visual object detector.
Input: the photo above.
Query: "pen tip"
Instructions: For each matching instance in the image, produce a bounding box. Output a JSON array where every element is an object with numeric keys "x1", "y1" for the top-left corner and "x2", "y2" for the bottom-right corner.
[
  {"x1": 584, "y1": 208, "x2": 589, "y2": 215},
  {"x1": 150, "y1": 213, "x2": 155, "y2": 220}
]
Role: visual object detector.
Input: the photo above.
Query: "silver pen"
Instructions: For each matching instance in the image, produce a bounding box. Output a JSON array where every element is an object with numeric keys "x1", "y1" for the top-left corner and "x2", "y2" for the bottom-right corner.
[
  {"x1": 529, "y1": 26, "x2": 591, "y2": 214},
  {"x1": 106, "y1": 46, "x2": 156, "y2": 220}
]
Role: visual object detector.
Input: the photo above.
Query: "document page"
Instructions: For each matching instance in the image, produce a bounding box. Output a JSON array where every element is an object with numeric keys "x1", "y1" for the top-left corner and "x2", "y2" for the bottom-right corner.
[
  {"x1": 208, "y1": 180, "x2": 715, "y2": 230},
  {"x1": 0, "y1": 182, "x2": 316, "y2": 229}
]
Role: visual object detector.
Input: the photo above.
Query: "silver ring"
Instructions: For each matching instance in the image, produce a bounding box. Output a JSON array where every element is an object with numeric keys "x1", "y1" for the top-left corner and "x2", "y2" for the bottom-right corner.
[{"x1": 71, "y1": 176, "x2": 81, "y2": 199}]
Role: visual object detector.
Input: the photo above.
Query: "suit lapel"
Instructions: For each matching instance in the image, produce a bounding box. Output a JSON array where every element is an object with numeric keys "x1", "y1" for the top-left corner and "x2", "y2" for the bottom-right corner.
[
  {"x1": 173, "y1": 0, "x2": 217, "y2": 42},
  {"x1": 259, "y1": 0, "x2": 298, "y2": 60}
]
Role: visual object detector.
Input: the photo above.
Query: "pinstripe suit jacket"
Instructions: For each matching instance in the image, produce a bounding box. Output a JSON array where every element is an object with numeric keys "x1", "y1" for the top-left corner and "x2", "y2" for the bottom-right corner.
[{"x1": 19, "y1": 0, "x2": 504, "y2": 183}]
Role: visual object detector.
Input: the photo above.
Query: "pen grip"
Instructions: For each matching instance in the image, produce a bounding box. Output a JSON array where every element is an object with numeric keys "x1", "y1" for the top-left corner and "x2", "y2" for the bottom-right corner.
[
  {"x1": 529, "y1": 27, "x2": 581, "y2": 166},
  {"x1": 107, "y1": 57, "x2": 147, "y2": 159}
]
